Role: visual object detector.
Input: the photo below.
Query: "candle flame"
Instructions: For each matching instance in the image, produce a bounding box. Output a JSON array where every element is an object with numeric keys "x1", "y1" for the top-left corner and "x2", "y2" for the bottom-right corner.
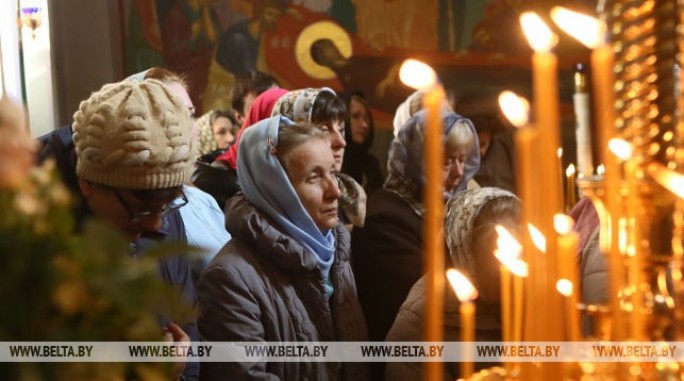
[
  {"x1": 498, "y1": 91, "x2": 530, "y2": 127},
  {"x1": 556, "y1": 279, "x2": 574, "y2": 297},
  {"x1": 554, "y1": 214, "x2": 575, "y2": 235},
  {"x1": 597, "y1": 164, "x2": 605, "y2": 175},
  {"x1": 550, "y1": 6, "x2": 605, "y2": 49},
  {"x1": 495, "y1": 225, "x2": 522, "y2": 258},
  {"x1": 495, "y1": 251, "x2": 530, "y2": 278},
  {"x1": 494, "y1": 225, "x2": 528, "y2": 277},
  {"x1": 399, "y1": 59, "x2": 437, "y2": 91},
  {"x1": 609, "y1": 138, "x2": 633, "y2": 161},
  {"x1": 566, "y1": 163, "x2": 576, "y2": 177},
  {"x1": 520, "y1": 12, "x2": 558, "y2": 52},
  {"x1": 528, "y1": 223, "x2": 546, "y2": 253},
  {"x1": 648, "y1": 163, "x2": 684, "y2": 199},
  {"x1": 446, "y1": 268, "x2": 478, "y2": 302}
]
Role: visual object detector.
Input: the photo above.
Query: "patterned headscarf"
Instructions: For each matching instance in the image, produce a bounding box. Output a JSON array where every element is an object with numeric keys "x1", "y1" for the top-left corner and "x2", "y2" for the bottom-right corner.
[
  {"x1": 445, "y1": 187, "x2": 519, "y2": 284},
  {"x1": 195, "y1": 110, "x2": 218, "y2": 157},
  {"x1": 271, "y1": 87, "x2": 336, "y2": 121},
  {"x1": 385, "y1": 109, "x2": 481, "y2": 217},
  {"x1": 215, "y1": 87, "x2": 288, "y2": 169}
]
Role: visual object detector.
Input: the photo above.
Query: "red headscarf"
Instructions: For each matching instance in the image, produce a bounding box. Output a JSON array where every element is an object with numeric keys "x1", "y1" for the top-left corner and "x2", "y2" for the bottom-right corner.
[{"x1": 215, "y1": 87, "x2": 288, "y2": 169}]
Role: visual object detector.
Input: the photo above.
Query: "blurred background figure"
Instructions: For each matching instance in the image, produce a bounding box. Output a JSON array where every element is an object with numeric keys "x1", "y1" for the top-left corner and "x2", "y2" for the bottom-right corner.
[
  {"x1": 341, "y1": 92, "x2": 384, "y2": 197},
  {"x1": 196, "y1": 109, "x2": 239, "y2": 163}
]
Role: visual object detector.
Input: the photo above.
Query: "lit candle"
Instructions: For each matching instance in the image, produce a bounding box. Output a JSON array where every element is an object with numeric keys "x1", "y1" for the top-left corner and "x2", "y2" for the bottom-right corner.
[
  {"x1": 521, "y1": 11, "x2": 565, "y2": 346},
  {"x1": 573, "y1": 64, "x2": 594, "y2": 177},
  {"x1": 566, "y1": 164, "x2": 577, "y2": 211},
  {"x1": 499, "y1": 92, "x2": 542, "y2": 346},
  {"x1": 554, "y1": 214, "x2": 581, "y2": 342},
  {"x1": 609, "y1": 139, "x2": 646, "y2": 340},
  {"x1": 400, "y1": 59, "x2": 445, "y2": 381},
  {"x1": 498, "y1": 91, "x2": 539, "y2": 226},
  {"x1": 552, "y1": 6, "x2": 624, "y2": 339},
  {"x1": 647, "y1": 162, "x2": 684, "y2": 198},
  {"x1": 447, "y1": 268, "x2": 478, "y2": 380},
  {"x1": 494, "y1": 225, "x2": 528, "y2": 345}
]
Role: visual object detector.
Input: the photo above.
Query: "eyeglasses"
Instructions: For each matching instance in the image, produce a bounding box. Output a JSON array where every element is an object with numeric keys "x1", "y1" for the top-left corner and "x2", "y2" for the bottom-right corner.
[{"x1": 109, "y1": 187, "x2": 188, "y2": 223}]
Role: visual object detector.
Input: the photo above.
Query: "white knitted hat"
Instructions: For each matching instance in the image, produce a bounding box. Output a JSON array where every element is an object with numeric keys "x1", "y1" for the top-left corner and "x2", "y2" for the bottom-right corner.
[{"x1": 72, "y1": 79, "x2": 197, "y2": 189}]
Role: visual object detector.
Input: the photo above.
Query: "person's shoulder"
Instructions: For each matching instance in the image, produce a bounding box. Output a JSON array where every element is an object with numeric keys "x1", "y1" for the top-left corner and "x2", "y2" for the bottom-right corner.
[
  {"x1": 366, "y1": 189, "x2": 418, "y2": 220},
  {"x1": 183, "y1": 185, "x2": 222, "y2": 210}
]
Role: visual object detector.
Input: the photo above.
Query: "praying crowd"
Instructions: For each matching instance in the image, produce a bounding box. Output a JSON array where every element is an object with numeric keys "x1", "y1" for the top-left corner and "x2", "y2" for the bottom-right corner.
[{"x1": 1, "y1": 67, "x2": 600, "y2": 381}]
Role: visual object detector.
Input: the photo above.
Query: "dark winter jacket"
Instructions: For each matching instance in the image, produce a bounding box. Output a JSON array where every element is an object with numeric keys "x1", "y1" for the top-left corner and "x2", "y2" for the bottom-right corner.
[
  {"x1": 191, "y1": 160, "x2": 240, "y2": 211},
  {"x1": 198, "y1": 194, "x2": 370, "y2": 381},
  {"x1": 351, "y1": 188, "x2": 424, "y2": 344},
  {"x1": 37, "y1": 126, "x2": 200, "y2": 380}
]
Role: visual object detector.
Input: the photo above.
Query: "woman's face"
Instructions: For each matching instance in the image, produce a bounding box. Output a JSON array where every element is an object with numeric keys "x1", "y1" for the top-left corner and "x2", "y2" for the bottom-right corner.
[
  {"x1": 443, "y1": 143, "x2": 469, "y2": 193},
  {"x1": 349, "y1": 99, "x2": 370, "y2": 144},
  {"x1": 318, "y1": 119, "x2": 346, "y2": 171},
  {"x1": 212, "y1": 116, "x2": 235, "y2": 149},
  {"x1": 285, "y1": 138, "x2": 342, "y2": 230}
]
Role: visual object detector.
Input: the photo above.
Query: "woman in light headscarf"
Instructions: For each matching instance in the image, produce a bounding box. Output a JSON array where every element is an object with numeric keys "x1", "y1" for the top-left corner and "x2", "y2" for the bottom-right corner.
[
  {"x1": 192, "y1": 87, "x2": 288, "y2": 208},
  {"x1": 195, "y1": 109, "x2": 239, "y2": 163},
  {"x1": 197, "y1": 116, "x2": 369, "y2": 381},
  {"x1": 351, "y1": 109, "x2": 480, "y2": 380},
  {"x1": 272, "y1": 87, "x2": 367, "y2": 229},
  {"x1": 386, "y1": 187, "x2": 520, "y2": 381}
]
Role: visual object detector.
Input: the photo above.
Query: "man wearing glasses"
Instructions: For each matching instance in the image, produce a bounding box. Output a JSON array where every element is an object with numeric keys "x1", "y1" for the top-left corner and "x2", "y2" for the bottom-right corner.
[{"x1": 38, "y1": 79, "x2": 199, "y2": 381}]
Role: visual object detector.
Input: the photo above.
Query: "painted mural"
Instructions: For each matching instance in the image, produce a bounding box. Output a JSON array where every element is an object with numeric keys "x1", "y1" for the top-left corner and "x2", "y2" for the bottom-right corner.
[{"x1": 123, "y1": 0, "x2": 590, "y2": 124}]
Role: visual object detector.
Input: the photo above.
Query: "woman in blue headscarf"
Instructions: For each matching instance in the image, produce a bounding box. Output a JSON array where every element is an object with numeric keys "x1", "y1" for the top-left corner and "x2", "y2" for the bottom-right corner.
[
  {"x1": 351, "y1": 109, "x2": 480, "y2": 380},
  {"x1": 197, "y1": 115, "x2": 369, "y2": 381}
]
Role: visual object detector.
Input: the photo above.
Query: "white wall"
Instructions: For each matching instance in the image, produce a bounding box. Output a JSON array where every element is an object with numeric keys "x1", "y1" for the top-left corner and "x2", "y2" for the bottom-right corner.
[
  {"x1": 20, "y1": 0, "x2": 57, "y2": 137},
  {"x1": 0, "y1": 0, "x2": 22, "y2": 103}
]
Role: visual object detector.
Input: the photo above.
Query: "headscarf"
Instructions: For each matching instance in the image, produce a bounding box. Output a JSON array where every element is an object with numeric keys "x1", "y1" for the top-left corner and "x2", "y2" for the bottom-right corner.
[
  {"x1": 445, "y1": 187, "x2": 519, "y2": 289},
  {"x1": 385, "y1": 109, "x2": 481, "y2": 217},
  {"x1": 195, "y1": 110, "x2": 218, "y2": 156},
  {"x1": 392, "y1": 91, "x2": 424, "y2": 137},
  {"x1": 271, "y1": 87, "x2": 366, "y2": 227},
  {"x1": 271, "y1": 87, "x2": 336, "y2": 121},
  {"x1": 216, "y1": 87, "x2": 288, "y2": 169},
  {"x1": 237, "y1": 115, "x2": 336, "y2": 288}
]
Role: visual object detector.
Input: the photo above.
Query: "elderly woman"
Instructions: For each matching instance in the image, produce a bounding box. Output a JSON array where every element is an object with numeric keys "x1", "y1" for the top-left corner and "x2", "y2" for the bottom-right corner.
[
  {"x1": 197, "y1": 116, "x2": 369, "y2": 381},
  {"x1": 385, "y1": 187, "x2": 520, "y2": 381},
  {"x1": 271, "y1": 87, "x2": 367, "y2": 229},
  {"x1": 351, "y1": 109, "x2": 480, "y2": 379}
]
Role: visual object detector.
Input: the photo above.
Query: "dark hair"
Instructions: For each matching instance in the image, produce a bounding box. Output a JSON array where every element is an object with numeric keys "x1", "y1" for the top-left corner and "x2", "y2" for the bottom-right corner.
[
  {"x1": 344, "y1": 92, "x2": 374, "y2": 149},
  {"x1": 230, "y1": 71, "x2": 278, "y2": 112},
  {"x1": 311, "y1": 91, "x2": 348, "y2": 126},
  {"x1": 210, "y1": 109, "x2": 239, "y2": 133},
  {"x1": 275, "y1": 122, "x2": 328, "y2": 172}
]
